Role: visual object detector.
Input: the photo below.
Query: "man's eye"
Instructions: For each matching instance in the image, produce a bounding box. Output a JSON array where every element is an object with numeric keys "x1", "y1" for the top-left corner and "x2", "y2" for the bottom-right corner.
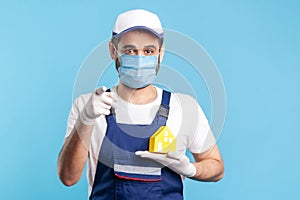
[
  {"x1": 145, "y1": 49, "x2": 154, "y2": 54},
  {"x1": 124, "y1": 49, "x2": 135, "y2": 54}
]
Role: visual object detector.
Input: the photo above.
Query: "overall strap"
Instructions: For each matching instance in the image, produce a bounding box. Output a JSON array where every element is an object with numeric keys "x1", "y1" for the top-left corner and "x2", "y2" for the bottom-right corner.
[
  {"x1": 158, "y1": 90, "x2": 171, "y2": 118},
  {"x1": 105, "y1": 88, "x2": 116, "y2": 115}
]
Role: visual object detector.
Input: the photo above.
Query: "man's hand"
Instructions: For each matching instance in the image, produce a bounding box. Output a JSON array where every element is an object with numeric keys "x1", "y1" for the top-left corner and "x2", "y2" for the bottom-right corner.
[
  {"x1": 135, "y1": 151, "x2": 196, "y2": 177},
  {"x1": 79, "y1": 86, "x2": 114, "y2": 125}
]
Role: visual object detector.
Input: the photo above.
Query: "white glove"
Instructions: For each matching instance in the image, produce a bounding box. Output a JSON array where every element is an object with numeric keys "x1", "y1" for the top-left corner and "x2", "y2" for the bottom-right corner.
[
  {"x1": 135, "y1": 151, "x2": 196, "y2": 178},
  {"x1": 79, "y1": 86, "x2": 114, "y2": 125}
]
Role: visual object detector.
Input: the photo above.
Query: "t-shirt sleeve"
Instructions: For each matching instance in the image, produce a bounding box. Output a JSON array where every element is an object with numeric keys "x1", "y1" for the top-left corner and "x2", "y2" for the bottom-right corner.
[
  {"x1": 65, "y1": 95, "x2": 88, "y2": 138},
  {"x1": 185, "y1": 96, "x2": 216, "y2": 153},
  {"x1": 65, "y1": 98, "x2": 81, "y2": 138},
  {"x1": 65, "y1": 94, "x2": 92, "y2": 138}
]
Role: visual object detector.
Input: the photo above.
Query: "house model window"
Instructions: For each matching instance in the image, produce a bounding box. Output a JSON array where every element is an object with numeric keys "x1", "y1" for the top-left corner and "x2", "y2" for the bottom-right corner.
[{"x1": 149, "y1": 126, "x2": 176, "y2": 153}]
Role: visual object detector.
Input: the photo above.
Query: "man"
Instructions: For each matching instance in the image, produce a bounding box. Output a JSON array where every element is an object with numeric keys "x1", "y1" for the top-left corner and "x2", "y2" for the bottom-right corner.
[{"x1": 58, "y1": 9, "x2": 224, "y2": 200}]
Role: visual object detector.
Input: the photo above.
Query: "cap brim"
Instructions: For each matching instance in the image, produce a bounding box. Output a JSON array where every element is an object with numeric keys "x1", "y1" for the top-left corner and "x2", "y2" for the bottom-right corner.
[{"x1": 112, "y1": 26, "x2": 164, "y2": 39}]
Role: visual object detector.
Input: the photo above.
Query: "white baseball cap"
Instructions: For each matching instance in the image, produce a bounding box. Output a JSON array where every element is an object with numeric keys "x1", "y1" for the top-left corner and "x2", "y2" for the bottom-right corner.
[{"x1": 112, "y1": 9, "x2": 164, "y2": 38}]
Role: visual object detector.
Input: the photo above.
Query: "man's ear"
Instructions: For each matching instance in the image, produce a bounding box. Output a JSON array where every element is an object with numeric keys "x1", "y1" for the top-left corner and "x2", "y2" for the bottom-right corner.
[
  {"x1": 109, "y1": 41, "x2": 117, "y2": 60},
  {"x1": 159, "y1": 44, "x2": 165, "y2": 63}
]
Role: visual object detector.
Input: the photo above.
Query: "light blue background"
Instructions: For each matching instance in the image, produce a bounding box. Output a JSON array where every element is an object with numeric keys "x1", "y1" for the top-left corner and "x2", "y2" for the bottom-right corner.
[{"x1": 1, "y1": 0, "x2": 299, "y2": 199}]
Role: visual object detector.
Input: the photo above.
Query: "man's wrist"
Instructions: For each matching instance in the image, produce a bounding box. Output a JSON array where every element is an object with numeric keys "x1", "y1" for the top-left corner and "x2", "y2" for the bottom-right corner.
[
  {"x1": 79, "y1": 109, "x2": 96, "y2": 126},
  {"x1": 186, "y1": 163, "x2": 197, "y2": 178}
]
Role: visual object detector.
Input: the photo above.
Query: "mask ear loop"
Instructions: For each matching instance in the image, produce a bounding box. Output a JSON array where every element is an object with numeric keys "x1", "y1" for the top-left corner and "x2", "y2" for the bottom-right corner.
[
  {"x1": 113, "y1": 45, "x2": 119, "y2": 58},
  {"x1": 113, "y1": 45, "x2": 122, "y2": 73},
  {"x1": 156, "y1": 53, "x2": 161, "y2": 75},
  {"x1": 114, "y1": 45, "x2": 128, "y2": 59}
]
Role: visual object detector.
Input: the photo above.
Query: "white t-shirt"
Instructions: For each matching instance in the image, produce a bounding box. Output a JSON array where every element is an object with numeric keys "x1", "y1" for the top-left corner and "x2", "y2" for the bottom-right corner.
[{"x1": 65, "y1": 86, "x2": 215, "y2": 195}]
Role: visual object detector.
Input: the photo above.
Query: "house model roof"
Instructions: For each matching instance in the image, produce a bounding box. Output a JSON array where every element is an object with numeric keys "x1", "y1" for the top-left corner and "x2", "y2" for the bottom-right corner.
[{"x1": 149, "y1": 126, "x2": 176, "y2": 153}]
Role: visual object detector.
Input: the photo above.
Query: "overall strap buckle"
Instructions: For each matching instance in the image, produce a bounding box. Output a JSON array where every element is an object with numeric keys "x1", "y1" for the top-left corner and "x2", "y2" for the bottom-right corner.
[{"x1": 158, "y1": 90, "x2": 171, "y2": 118}]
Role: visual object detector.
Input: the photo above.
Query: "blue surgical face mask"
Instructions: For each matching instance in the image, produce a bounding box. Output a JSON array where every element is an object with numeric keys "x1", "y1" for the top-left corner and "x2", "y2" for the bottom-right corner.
[{"x1": 118, "y1": 54, "x2": 159, "y2": 89}]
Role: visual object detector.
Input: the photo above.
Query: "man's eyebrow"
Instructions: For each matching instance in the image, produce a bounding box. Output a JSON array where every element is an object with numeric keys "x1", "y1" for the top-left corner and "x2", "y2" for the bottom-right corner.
[
  {"x1": 121, "y1": 45, "x2": 136, "y2": 49},
  {"x1": 144, "y1": 45, "x2": 157, "y2": 49},
  {"x1": 120, "y1": 45, "x2": 158, "y2": 49}
]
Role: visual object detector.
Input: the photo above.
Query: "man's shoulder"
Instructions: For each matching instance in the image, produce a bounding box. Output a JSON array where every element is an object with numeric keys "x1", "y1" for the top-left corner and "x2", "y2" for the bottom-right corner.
[
  {"x1": 156, "y1": 87, "x2": 195, "y2": 102},
  {"x1": 170, "y1": 92, "x2": 198, "y2": 106}
]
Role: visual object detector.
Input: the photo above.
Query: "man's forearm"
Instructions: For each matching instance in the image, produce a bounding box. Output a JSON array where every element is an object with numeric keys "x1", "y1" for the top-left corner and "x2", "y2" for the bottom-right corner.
[
  {"x1": 192, "y1": 158, "x2": 224, "y2": 182},
  {"x1": 57, "y1": 120, "x2": 93, "y2": 186}
]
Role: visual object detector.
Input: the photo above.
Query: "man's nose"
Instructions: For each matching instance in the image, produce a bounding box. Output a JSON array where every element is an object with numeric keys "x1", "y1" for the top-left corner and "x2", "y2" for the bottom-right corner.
[{"x1": 137, "y1": 50, "x2": 144, "y2": 56}]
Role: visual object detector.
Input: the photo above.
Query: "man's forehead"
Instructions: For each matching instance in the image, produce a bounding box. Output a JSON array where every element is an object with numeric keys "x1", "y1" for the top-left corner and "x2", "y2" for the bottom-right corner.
[{"x1": 117, "y1": 30, "x2": 160, "y2": 48}]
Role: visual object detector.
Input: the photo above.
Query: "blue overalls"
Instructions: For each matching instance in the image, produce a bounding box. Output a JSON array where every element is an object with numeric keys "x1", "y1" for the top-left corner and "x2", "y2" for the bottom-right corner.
[{"x1": 89, "y1": 90, "x2": 183, "y2": 200}]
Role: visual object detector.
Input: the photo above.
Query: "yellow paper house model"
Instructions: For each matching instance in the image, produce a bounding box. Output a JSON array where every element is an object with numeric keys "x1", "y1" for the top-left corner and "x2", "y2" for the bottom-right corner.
[{"x1": 149, "y1": 126, "x2": 176, "y2": 153}]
